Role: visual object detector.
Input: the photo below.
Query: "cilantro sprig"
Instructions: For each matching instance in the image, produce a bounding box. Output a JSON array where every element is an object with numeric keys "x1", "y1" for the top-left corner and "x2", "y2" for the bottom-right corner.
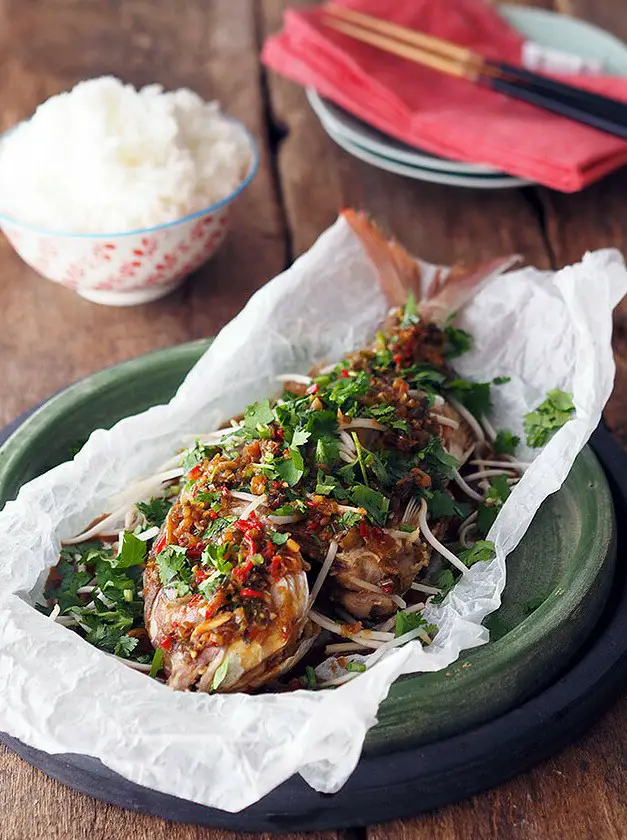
[{"x1": 524, "y1": 389, "x2": 575, "y2": 448}]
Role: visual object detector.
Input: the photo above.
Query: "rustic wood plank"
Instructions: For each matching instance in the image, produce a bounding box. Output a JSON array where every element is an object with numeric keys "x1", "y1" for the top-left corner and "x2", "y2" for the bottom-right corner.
[
  {"x1": 368, "y1": 693, "x2": 627, "y2": 840},
  {"x1": 0, "y1": 743, "x2": 342, "y2": 840},
  {"x1": 0, "y1": 0, "x2": 287, "y2": 428}
]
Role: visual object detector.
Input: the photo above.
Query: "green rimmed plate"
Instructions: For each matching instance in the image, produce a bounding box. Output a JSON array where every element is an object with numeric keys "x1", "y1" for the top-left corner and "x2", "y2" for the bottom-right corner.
[{"x1": 0, "y1": 340, "x2": 616, "y2": 752}]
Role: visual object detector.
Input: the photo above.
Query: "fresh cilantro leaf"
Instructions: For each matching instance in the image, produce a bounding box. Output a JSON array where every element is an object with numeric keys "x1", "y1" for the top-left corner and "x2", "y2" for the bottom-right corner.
[
  {"x1": 304, "y1": 665, "x2": 317, "y2": 689},
  {"x1": 345, "y1": 661, "x2": 366, "y2": 673},
  {"x1": 115, "y1": 531, "x2": 147, "y2": 569},
  {"x1": 337, "y1": 462, "x2": 356, "y2": 485},
  {"x1": 244, "y1": 399, "x2": 275, "y2": 430},
  {"x1": 195, "y1": 490, "x2": 223, "y2": 511},
  {"x1": 489, "y1": 474, "x2": 511, "y2": 502},
  {"x1": 477, "y1": 503, "x2": 498, "y2": 537},
  {"x1": 291, "y1": 427, "x2": 311, "y2": 448},
  {"x1": 428, "y1": 490, "x2": 471, "y2": 520},
  {"x1": 181, "y1": 440, "x2": 216, "y2": 473},
  {"x1": 395, "y1": 609, "x2": 428, "y2": 637},
  {"x1": 198, "y1": 574, "x2": 222, "y2": 599},
  {"x1": 338, "y1": 511, "x2": 363, "y2": 530},
  {"x1": 459, "y1": 539, "x2": 495, "y2": 567},
  {"x1": 327, "y1": 371, "x2": 371, "y2": 416},
  {"x1": 47, "y1": 556, "x2": 92, "y2": 612},
  {"x1": 315, "y1": 434, "x2": 340, "y2": 465},
  {"x1": 417, "y1": 436, "x2": 459, "y2": 481},
  {"x1": 546, "y1": 389, "x2": 575, "y2": 411},
  {"x1": 349, "y1": 485, "x2": 389, "y2": 526},
  {"x1": 411, "y1": 366, "x2": 447, "y2": 389},
  {"x1": 444, "y1": 325, "x2": 473, "y2": 358},
  {"x1": 201, "y1": 543, "x2": 232, "y2": 575},
  {"x1": 493, "y1": 430, "x2": 520, "y2": 456},
  {"x1": 272, "y1": 504, "x2": 297, "y2": 516},
  {"x1": 211, "y1": 657, "x2": 229, "y2": 691},
  {"x1": 447, "y1": 378, "x2": 492, "y2": 418},
  {"x1": 271, "y1": 531, "x2": 290, "y2": 545},
  {"x1": 136, "y1": 497, "x2": 172, "y2": 528},
  {"x1": 149, "y1": 647, "x2": 165, "y2": 678},
  {"x1": 275, "y1": 447, "x2": 304, "y2": 487},
  {"x1": 114, "y1": 634, "x2": 139, "y2": 658},
  {"x1": 493, "y1": 376, "x2": 511, "y2": 385},
  {"x1": 156, "y1": 545, "x2": 190, "y2": 588},
  {"x1": 433, "y1": 569, "x2": 456, "y2": 602},
  {"x1": 524, "y1": 389, "x2": 575, "y2": 447},
  {"x1": 315, "y1": 471, "x2": 338, "y2": 496}
]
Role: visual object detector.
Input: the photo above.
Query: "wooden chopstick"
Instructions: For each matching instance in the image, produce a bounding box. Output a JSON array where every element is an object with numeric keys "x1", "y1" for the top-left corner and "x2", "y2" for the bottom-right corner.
[
  {"x1": 322, "y1": 17, "x2": 476, "y2": 80},
  {"x1": 325, "y1": 3, "x2": 478, "y2": 66},
  {"x1": 320, "y1": 5, "x2": 627, "y2": 142}
]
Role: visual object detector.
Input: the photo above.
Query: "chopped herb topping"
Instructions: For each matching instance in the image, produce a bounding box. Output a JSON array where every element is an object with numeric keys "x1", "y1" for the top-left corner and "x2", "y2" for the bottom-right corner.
[
  {"x1": 211, "y1": 657, "x2": 229, "y2": 691},
  {"x1": 136, "y1": 497, "x2": 173, "y2": 529},
  {"x1": 476, "y1": 476, "x2": 511, "y2": 536},
  {"x1": 444, "y1": 325, "x2": 473, "y2": 358},
  {"x1": 493, "y1": 430, "x2": 520, "y2": 456},
  {"x1": 459, "y1": 539, "x2": 496, "y2": 567},
  {"x1": 524, "y1": 389, "x2": 575, "y2": 447},
  {"x1": 395, "y1": 610, "x2": 437, "y2": 639}
]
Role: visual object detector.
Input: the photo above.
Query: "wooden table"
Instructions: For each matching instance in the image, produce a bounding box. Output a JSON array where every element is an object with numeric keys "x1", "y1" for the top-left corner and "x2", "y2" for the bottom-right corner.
[{"x1": 1, "y1": 0, "x2": 627, "y2": 837}]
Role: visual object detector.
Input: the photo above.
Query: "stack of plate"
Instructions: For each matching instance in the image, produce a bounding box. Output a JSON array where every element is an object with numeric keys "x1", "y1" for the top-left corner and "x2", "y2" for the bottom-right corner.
[{"x1": 307, "y1": 4, "x2": 627, "y2": 189}]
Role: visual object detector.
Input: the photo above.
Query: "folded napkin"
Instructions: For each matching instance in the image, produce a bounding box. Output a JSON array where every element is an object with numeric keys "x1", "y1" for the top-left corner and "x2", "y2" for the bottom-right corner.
[{"x1": 262, "y1": 0, "x2": 627, "y2": 191}]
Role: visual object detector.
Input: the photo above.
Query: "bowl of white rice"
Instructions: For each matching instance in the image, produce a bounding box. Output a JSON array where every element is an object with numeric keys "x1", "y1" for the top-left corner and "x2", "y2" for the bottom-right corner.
[{"x1": 0, "y1": 77, "x2": 258, "y2": 306}]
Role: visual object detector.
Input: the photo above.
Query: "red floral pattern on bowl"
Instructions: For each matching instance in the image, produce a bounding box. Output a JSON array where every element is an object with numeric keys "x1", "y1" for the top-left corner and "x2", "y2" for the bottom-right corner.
[{"x1": 0, "y1": 207, "x2": 232, "y2": 306}]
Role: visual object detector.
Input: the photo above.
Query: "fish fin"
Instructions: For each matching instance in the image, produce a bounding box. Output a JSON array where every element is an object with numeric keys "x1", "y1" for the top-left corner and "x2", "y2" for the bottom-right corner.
[
  {"x1": 420, "y1": 255, "x2": 522, "y2": 326},
  {"x1": 342, "y1": 209, "x2": 521, "y2": 324},
  {"x1": 342, "y1": 209, "x2": 422, "y2": 307}
]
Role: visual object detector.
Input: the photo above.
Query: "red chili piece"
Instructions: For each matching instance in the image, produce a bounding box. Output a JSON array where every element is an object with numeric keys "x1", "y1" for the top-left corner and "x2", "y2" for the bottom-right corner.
[
  {"x1": 359, "y1": 520, "x2": 369, "y2": 537},
  {"x1": 270, "y1": 554, "x2": 283, "y2": 581},
  {"x1": 234, "y1": 512, "x2": 259, "y2": 532},
  {"x1": 306, "y1": 383, "x2": 319, "y2": 394},
  {"x1": 187, "y1": 464, "x2": 203, "y2": 481},
  {"x1": 153, "y1": 532, "x2": 167, "y2": 554},
  {"x1": 240, "y1": 588, "x2": 265, "y2": 599},
  {"x1": 341, "y1": 369, "x2": 349, "y2": 378},
  {"x1": 161, "y1": 635, "x2": 174, "y2": 651},
  {"x1": 232, "y1": 560, "x2": 253, "y2": 583}
]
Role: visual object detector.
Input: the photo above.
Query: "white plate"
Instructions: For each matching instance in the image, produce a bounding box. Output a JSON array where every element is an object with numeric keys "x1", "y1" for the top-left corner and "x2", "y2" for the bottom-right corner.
[
  {"x1": 322, "y1": 121, "x2": 532, "y2": 189},
  {"x1": 307, "y1": 3, "x2": 627, "y2": 186}
]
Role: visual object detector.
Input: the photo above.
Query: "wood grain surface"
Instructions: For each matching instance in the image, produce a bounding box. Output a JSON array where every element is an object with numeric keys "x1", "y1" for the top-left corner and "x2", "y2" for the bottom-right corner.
[{"x1": 2, "y1": 0, "x2": 627, "y2": 838}]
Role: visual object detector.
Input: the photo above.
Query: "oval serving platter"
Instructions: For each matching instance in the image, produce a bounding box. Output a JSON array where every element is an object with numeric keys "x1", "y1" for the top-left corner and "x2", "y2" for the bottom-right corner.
[{"x1": 0, "y1": 340, "x2": 617, "y2": 825}]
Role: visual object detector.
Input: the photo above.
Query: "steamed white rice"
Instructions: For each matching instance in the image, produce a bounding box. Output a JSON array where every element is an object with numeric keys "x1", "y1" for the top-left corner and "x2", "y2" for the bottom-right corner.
[{"x1": 0, "y1": 76, "x2": 254, "y2": 234}]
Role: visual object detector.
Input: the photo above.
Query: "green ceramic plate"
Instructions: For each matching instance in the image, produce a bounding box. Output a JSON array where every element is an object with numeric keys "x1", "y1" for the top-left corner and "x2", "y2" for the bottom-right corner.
[{"x1": 0, "y1": 341, "x2": 616, "y2": 754}]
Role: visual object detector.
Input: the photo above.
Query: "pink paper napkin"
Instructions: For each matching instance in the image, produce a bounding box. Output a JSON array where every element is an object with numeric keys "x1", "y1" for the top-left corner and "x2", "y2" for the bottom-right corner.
[{"x1": 262, "y1": 0, "x2": 627, "y2": 191}]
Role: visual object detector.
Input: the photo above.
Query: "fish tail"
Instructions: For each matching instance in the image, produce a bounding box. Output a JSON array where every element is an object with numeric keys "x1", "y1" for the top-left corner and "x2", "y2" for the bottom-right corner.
[
  {"x1": 420, "y1": 255, "x2": 522, "y2": 326},
  {"x1": 342, "y1": 209, "x2": 520, "y2": 324},
  {"x1": 342, "y1": 209, "x2": 422, "y2": 308}
]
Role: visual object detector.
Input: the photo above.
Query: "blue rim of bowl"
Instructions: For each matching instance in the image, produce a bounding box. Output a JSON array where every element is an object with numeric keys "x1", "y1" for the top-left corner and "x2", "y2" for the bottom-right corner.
[{"x1": 0, "y1": 116, "x2": 260, "y2": 239}]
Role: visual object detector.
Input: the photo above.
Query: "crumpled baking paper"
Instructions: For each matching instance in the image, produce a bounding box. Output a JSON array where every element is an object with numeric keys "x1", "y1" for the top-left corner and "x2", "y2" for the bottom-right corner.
[{"x1": 0, "y1": 216, "x2": 626, "y2": 812}]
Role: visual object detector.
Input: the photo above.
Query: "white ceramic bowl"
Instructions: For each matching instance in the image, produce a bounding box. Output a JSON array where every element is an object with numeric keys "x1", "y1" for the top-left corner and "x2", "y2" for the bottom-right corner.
[{"x1": 0, "y1": 122, "x2": 259, "y2": 306}]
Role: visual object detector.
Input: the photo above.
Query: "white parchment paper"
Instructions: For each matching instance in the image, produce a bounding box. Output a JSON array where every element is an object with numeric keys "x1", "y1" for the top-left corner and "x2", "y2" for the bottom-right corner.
[{"x1": 0, "y1": 216, "x2": 626, "y2": 811}]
